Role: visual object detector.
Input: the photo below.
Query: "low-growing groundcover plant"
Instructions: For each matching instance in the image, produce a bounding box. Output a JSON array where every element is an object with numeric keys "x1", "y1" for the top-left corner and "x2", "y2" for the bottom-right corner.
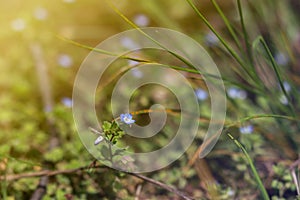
[{"x1": 1, "y1": 0, "x2": 300, "y2": 199}]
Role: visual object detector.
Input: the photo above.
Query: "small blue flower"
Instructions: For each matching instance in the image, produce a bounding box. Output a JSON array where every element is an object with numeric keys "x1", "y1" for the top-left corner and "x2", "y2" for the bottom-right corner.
[
  {"x1": 133, "y1": 14, "x2": 150, "y2": 27},
  {"x1": 94, "y1": 135, "x2": 104, "y2": 145},
  {"x1": 195, "y1": 88, "x2": 208, "y2": 101},
  {"x1": 128, "y1": 60, "x2": 139, "y2": 66},
  {"x1": 227, "y1": 87, "x2": 247, "y2": 100},
  {"x1": 58, "y1": 54, "x2": 73, "y2": 68},
  {"x1": 120, "y1": 113, "x2": 135, "y2": 125},
  {"x1": 283, "y1": 81, "x2": 291, "y2": 92},
  {"x1": 239, "y1": 125, "x2": 254, "y2": 134},
  {"x1": 61, "y1": 97, "x2": 72, "y2": 108},
  {"x1": 131, "y1": 68, "x2": 143, "y2": 78},
  {"x1": 275, "y1": 52, "x2": 289, "y2": 66},
  {"x1": 205, "y1": 31, "x2": 219, "y2": 47},
  {"x1": 120, "y1": 37, "x2": 139, "y2": 49}
]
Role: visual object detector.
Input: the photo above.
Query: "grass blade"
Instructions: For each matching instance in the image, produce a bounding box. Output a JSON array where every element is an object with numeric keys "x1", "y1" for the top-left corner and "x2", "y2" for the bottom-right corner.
[
  {"x1": 227, "y1": 133, "x2": 270, "y2": 200},
  {"x1": 237, "y1": 0, "x2": 254, "y2": 68},
  {"x1": 185, "y1": 0, "x2": 257, "y2": 83},
  {"x1": 252, "y1": 36, "x2": 298, "y2": 120},
  {"x1": 210, "y1": 0, "x2": 242, "y2": 51},
  {"x1": 226, "y1": 113, "x2": 299, "y2": 128}
]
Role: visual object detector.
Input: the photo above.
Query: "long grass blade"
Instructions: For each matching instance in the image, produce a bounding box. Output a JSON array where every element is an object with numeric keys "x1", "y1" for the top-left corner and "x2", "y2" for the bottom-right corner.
[
  {"x1": 227, "y1": 133, "x2": 270, "y2": 200},
  {"x1": 252, "y1": 36, "x2": 298, "y2": 120},
  {"x1": 237, "y1": 0, "x2": 254, "y2": 68},
  {"x1": 210, "y1": 0, "x2": 242, "y2": 51},
  {"x1": 226, "y1": 113, "x2": 299, "y2": 128},
  {"x1": 185, "y1": 0, "x2": 257, "y2": 83}
]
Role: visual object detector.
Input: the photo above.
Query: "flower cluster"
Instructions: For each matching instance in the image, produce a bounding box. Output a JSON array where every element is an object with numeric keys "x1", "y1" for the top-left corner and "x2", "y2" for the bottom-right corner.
[{"x1": 93, "y1": 113, "x2": 135, "y2": 145}]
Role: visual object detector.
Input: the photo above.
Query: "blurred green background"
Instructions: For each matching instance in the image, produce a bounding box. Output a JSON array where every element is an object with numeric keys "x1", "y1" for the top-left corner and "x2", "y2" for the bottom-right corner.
[{"x1": 1, "y1": 0, "x2": 300, "y2": 199}]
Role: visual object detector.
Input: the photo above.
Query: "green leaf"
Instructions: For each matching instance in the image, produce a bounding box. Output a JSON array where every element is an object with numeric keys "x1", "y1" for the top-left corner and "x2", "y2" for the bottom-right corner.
[{"x1": 102, "y1": 121, "x2": 112, "y2": 132}]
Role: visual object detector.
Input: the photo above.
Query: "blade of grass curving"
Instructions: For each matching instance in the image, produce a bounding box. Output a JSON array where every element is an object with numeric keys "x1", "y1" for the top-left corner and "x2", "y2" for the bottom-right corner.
[
  {"x1": 239, "y1": 114, "x2": 299, "y2": 123},
  {"x1": 226, "y1": 113, "x2": 299, "y2": 128},
  {"x1": 107, "y1": 0, "x2": 266, "y2": 96},
  {"x1": 210, "y1": 0, "x2": 242, "y2": 51},
  {"x1": 253, "y1": 36, "x2": 298, "y2": 120},
  {"x1": 105, "y1": 0, "x2": 243, "y2": 96},
  {"x1": 185, "y1": 0, "x2": 257, "y2": 83},
  {"x1": 57, "y1": 35, "x2": 149, "y2": 63},
  {"x1": 227, "y1": 133, "x2": 270, "y2": 200},
  {"x1": 58, "y1": 35, "x2": 254, "y2": 92},
  {"x1": 188, "y1": 113, "x2": 298, "y2": 167},
  {"x1": 105, "y1": 0, "x2": 200, "y2": 71},
  {"x1": 153, "y1": 63, "x2": 263, "y2": 95},
  {"x1": 58, "y1": 30, "x2": 266, "y2": 97},
  {"x1": 253, "y1": 37, "x2": 288, "y2": 97},
  {"x1": 58, "y1": 8, "x2": 264, "y2": 96},
  {"x1": 61, "y1": 2, "x2": 200, "y2": 77},
  {"x1": 236, "y1": 0, "x2": 255, "y2": 68}
]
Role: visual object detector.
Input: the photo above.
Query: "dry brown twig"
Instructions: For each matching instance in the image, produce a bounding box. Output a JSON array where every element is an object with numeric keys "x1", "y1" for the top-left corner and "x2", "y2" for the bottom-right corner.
[{"x1": 0, "y1": 162, "x2": 194, "y2": 200}]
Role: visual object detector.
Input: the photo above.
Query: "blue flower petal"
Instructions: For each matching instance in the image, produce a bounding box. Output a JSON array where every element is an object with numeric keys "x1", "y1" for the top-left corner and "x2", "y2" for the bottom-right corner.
[
  {"x1": 94, "y1": 135, "x2": 104, "y2": 145},
  {"x1": 120, "y1": 113, "x2": 135, "y2": 125}
]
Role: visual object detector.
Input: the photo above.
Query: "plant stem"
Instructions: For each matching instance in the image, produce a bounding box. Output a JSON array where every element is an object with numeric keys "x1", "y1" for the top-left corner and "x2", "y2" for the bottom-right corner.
[
  {"x1": 185, "y1": 0, "x2": 257, "y2": 84},
  {"x1": 237, "y1": 0, "x2": 255, "y2": 69},
  {"x1": 227, "y1": 133, "x2": 270, "y2": 200},
  {"x1": 210, "y1": 0, "x2": 242, "y2": 51}
]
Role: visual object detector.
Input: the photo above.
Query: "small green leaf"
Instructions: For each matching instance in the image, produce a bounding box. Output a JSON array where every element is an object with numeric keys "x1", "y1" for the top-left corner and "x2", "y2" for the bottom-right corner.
[
  {"x1": 102, "y1": 121, "x2": 111, "y2": 132},
  {"x1": 111, "y1": 121, "x2": 118, "y2": 130}
]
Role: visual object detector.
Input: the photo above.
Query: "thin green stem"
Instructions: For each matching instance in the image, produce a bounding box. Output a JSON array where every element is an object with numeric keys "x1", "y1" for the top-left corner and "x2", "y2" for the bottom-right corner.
[
  {"x1": 226, "y1": 113, "x2": 299, "y2": 128},
  {"x1": 227, "y1": 133, "x2": 270, "y2": 200},
  {"x1": 56, "y1": 35, "x2": 150, "y2": 63},
  {"x1": 185, "y1": 0, "x2": 257, "y2": 83},
  {"x1": 105, "y1": 0, "x2": 198, "y2": 71},
  {"x1": 237, "y1": 0, "x2": 255, "y2": 68},
  {"x1": 107, "y1": 0, "x2": 263, "y2": 95},
  {"x1": 59, "y1": 36, "x2": 260, "y2": 94},
  {"x1": 210, "y1": 0, "x2": 242, "y2": 51},
  {"x1": 156, "y1": 63, "x2": 264, "y2": 95},
  {"x1": 253, "y1": 36, "x2": 298, "y2": 121}
]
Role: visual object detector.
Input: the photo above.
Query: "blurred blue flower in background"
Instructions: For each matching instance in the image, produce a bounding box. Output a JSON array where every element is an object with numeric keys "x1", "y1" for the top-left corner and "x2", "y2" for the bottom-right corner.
[
  {"x1": 58, "y1": 54, "x2": 73, "y2": 68},
  {"x1": 195, "y1": 88, "x2": 208, "y2": 101},
  {"x1": 227, "y1": 87, "x2": 247, "y2": 100},
  {"x1": 274, "y1": 52, "x2": 289, "y2": 66},
  {"x1": 239, "y1": 125, "x2": 254, "y2": 134},
  {"x1": 128, "y1": 60, "x2": 139, "y2": 66},
  {"x1": 44, "y1": 105, "x2": 52, "y2": 113},
  {"x1": 120, "y1": 37, "x2": 139, "y2": 49},
  {"x1": 33, "y1": 7, "x2": 48, "y2": 21},
  {"x1": 133, "y1": 14, "x2": 150, "y2": 27},
  {"x1": 63, "y1": 0, "x2": 76, "y2": 3},
  {"x1": 61, "y1": 97, "x2": 72, "y2": 108},
  {"x1": 282, "y1": 81, "x2": 291, "y2": 92},
  {"x1": 205, "y1": 31, "x2": 219, "y2": 47},
  {"x1": 11, "y1": 18, "x2": 26, "y2": 31},
  {"x1": 131, "y1": 68, "x2": 143, "y2": 78}
]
